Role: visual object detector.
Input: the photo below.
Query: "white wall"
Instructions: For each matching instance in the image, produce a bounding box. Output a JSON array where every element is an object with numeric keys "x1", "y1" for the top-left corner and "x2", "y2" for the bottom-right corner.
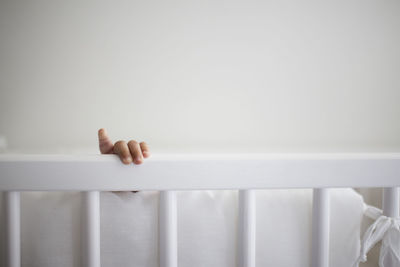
[{"x1": 1, "y1": 0, "x2": 399, "y2": 153}]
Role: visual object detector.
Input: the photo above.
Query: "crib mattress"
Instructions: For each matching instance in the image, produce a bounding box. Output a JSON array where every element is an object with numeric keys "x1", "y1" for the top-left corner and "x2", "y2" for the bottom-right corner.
[{"x1": 0, "y1": 189, "x2": 364, "y2": 267}]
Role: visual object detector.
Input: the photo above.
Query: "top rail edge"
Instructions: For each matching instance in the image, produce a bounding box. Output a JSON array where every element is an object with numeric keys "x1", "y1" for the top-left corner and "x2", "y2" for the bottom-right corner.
[
  {"x1": 2, "y1": 153, "x2": 400, "y2": 161},
  {"x1": 1, "y1": 153, "x2": 400, "y2": 191}
]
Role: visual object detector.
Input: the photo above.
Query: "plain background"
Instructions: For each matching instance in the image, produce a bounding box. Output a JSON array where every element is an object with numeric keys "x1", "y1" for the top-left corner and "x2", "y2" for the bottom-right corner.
[
  {"x1": 0, "y1": 1, "x2": 399, "y2": 265},
  {"x1": 0, "y1": 0, "x2": 399, "y2": 154}
]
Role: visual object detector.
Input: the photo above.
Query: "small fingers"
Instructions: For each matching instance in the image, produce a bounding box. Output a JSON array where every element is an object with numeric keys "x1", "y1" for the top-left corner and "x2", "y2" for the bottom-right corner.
[
  {"x1": 128, "y1": 140, "x2": 143, "y2": 164},
  {"x1": 113, "y1": 140, "x2": 132, "y2": 164},
  {"x1": 140, "y1": 142, "x2": 151, "y2": 158},
  {"x1": 98, "y1": 128, "x2": 114, "y2": 154}
]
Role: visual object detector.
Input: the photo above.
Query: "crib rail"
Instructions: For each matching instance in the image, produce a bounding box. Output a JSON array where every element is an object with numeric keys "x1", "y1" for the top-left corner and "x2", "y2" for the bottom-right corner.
[
  {"x1": 1, "y1": 153, "x2": 400, "y2": 191},
  {"x1": 1, "y1": 153, "x2": 400, "y2": 267}
]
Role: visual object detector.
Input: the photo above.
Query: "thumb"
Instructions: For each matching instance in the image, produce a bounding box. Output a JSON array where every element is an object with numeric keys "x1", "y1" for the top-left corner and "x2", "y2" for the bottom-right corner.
[{"x1": 98, "y1": 128, "x2": 114, "y2": 154}]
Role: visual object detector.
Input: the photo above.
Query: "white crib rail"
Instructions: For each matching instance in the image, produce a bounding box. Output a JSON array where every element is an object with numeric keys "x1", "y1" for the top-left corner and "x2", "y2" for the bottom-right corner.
[
  {"x1": 1, "y1": 153, "x2": 400, "y2": 191},
  {"x1": 1, "y1": 153, "x2": 400, "y2": 267}
]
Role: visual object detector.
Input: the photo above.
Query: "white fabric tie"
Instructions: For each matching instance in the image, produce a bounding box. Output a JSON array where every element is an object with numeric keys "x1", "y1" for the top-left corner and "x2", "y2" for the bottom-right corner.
[{"x1": 353, "y1": 205, "x2": 400, "y2": 267}]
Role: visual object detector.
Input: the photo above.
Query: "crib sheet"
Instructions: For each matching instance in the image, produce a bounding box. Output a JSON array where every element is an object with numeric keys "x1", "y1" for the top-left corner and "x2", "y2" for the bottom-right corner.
[{"x1": 0, "y1": 189, "x2": 364, "y2": 267}]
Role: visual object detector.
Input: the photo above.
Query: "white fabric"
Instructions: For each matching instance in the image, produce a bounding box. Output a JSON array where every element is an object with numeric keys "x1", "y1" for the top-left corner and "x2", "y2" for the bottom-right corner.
[
  {"x1": 354, "y1": 205, "x2": 400, "y2": 267},
  {"x1": 0, "y1": 189, "x2": 364, "y2": 267}
]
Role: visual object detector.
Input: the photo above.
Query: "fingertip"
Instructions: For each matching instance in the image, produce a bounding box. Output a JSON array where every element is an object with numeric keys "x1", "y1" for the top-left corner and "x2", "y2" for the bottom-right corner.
[
  {"x1": 98, "y1": 128, "x2": 108, "y2": 139},
  {"x1": 134, "y1": 159, "x2": 143, "y2": 165},
  {"x1": 122, "y1": 157, "x2": 132, "y2": 164},
  {"x1": 139, "y1": 142, "x2": 150, "y2": 158}
]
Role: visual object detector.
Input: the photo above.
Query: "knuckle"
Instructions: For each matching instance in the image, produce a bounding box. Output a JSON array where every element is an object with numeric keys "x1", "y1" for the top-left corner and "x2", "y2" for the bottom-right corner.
[
  {"x1": 114, "y1": 140, "x2": 126, "y2": 146},
  {"x1": 128, "y1": 140, "x2": 138, "y2": 146}
]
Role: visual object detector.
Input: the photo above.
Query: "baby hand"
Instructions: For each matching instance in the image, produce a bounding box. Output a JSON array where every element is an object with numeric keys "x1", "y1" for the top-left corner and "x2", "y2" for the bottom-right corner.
[{"x1": 98, "y1": 128, "x2": 150, "y2": 165}]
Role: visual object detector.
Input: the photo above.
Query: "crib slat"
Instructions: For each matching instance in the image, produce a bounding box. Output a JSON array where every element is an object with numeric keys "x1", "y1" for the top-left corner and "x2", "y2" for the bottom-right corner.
[
  {"x1": 159, "y1": 191, "x2": 177, "y2": 267},
  {"x1": 82, "y1": 191, "x2": 100, "y2": 267},
  {"x1": 238, "y1": 190, "x2": 256, "y2": 267},
  {"x1": 382, "y1": 187, "x2": 399, "y2": 267},
  {"x1": 311, "y1": 188, "x2": 330, "y2": 267},
  {"x1": 5, "y1": 191, "x2": 21, "y2": 267},
  {"x1": 383, "y1": 187, "x2": 399, "y2": 218}
]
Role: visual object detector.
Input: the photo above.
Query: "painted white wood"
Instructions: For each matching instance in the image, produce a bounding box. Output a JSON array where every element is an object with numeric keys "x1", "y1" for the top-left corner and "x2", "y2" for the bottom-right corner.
[
  {"x1": 82, "y1": 191, "x2": 100, "y2": 267},
  {"x1": 311, "y1": 188, "x2": 330, "y2": 267},
  {"x1": 1, "y1": 154, "x2": 400, "y2": 191},
  {"x1": 159, "y1": 191, "x2": 177, "y2": 267},
  {"x1": 381, "y1": 187, "x2": 399, "y2": 267},
  {"x1": 383, "y1": 187, "x2": 399, "y2": 218},
  {"x1": 5, "y1": 191, "x2": 21, "y2": 267},
  {"x1": 238, "y1": 190, "x2": 256, "y2": 267}
]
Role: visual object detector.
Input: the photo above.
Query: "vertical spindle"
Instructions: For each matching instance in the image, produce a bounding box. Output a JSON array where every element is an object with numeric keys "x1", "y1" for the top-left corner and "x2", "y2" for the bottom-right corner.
[
  {"x1": 159, "y1": 191, "x2": 177, "y2": 267},
  {"x1": 383, "y1": 187, "x2": 399, "y2": 218},
  {"x1": 82, "y1": 191, "x2": 100, "y2": 267},
  {"x1": 238, "y1": 190, "x2": 256, "y2": 267},
  {"x1": 311, "y1": 188, "x2": 330, "y2": 267},
  {"x1": 5, "y1": 191, "x2": 21, "y2": 267},
  {"x1": 382, "y1": 187, "x2": 399, "y2": 267}
]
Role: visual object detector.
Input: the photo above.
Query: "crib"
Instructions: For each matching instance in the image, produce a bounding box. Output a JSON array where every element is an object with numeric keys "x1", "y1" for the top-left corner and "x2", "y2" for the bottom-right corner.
[{"x1": 1, "y1": 153, "x2": 399, "y2": 267}]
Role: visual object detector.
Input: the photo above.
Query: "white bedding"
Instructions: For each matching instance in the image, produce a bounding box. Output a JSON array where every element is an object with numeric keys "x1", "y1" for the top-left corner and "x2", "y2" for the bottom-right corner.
[{"x1": 0, "y1": 189, "x2": 365, "y2": 267}]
